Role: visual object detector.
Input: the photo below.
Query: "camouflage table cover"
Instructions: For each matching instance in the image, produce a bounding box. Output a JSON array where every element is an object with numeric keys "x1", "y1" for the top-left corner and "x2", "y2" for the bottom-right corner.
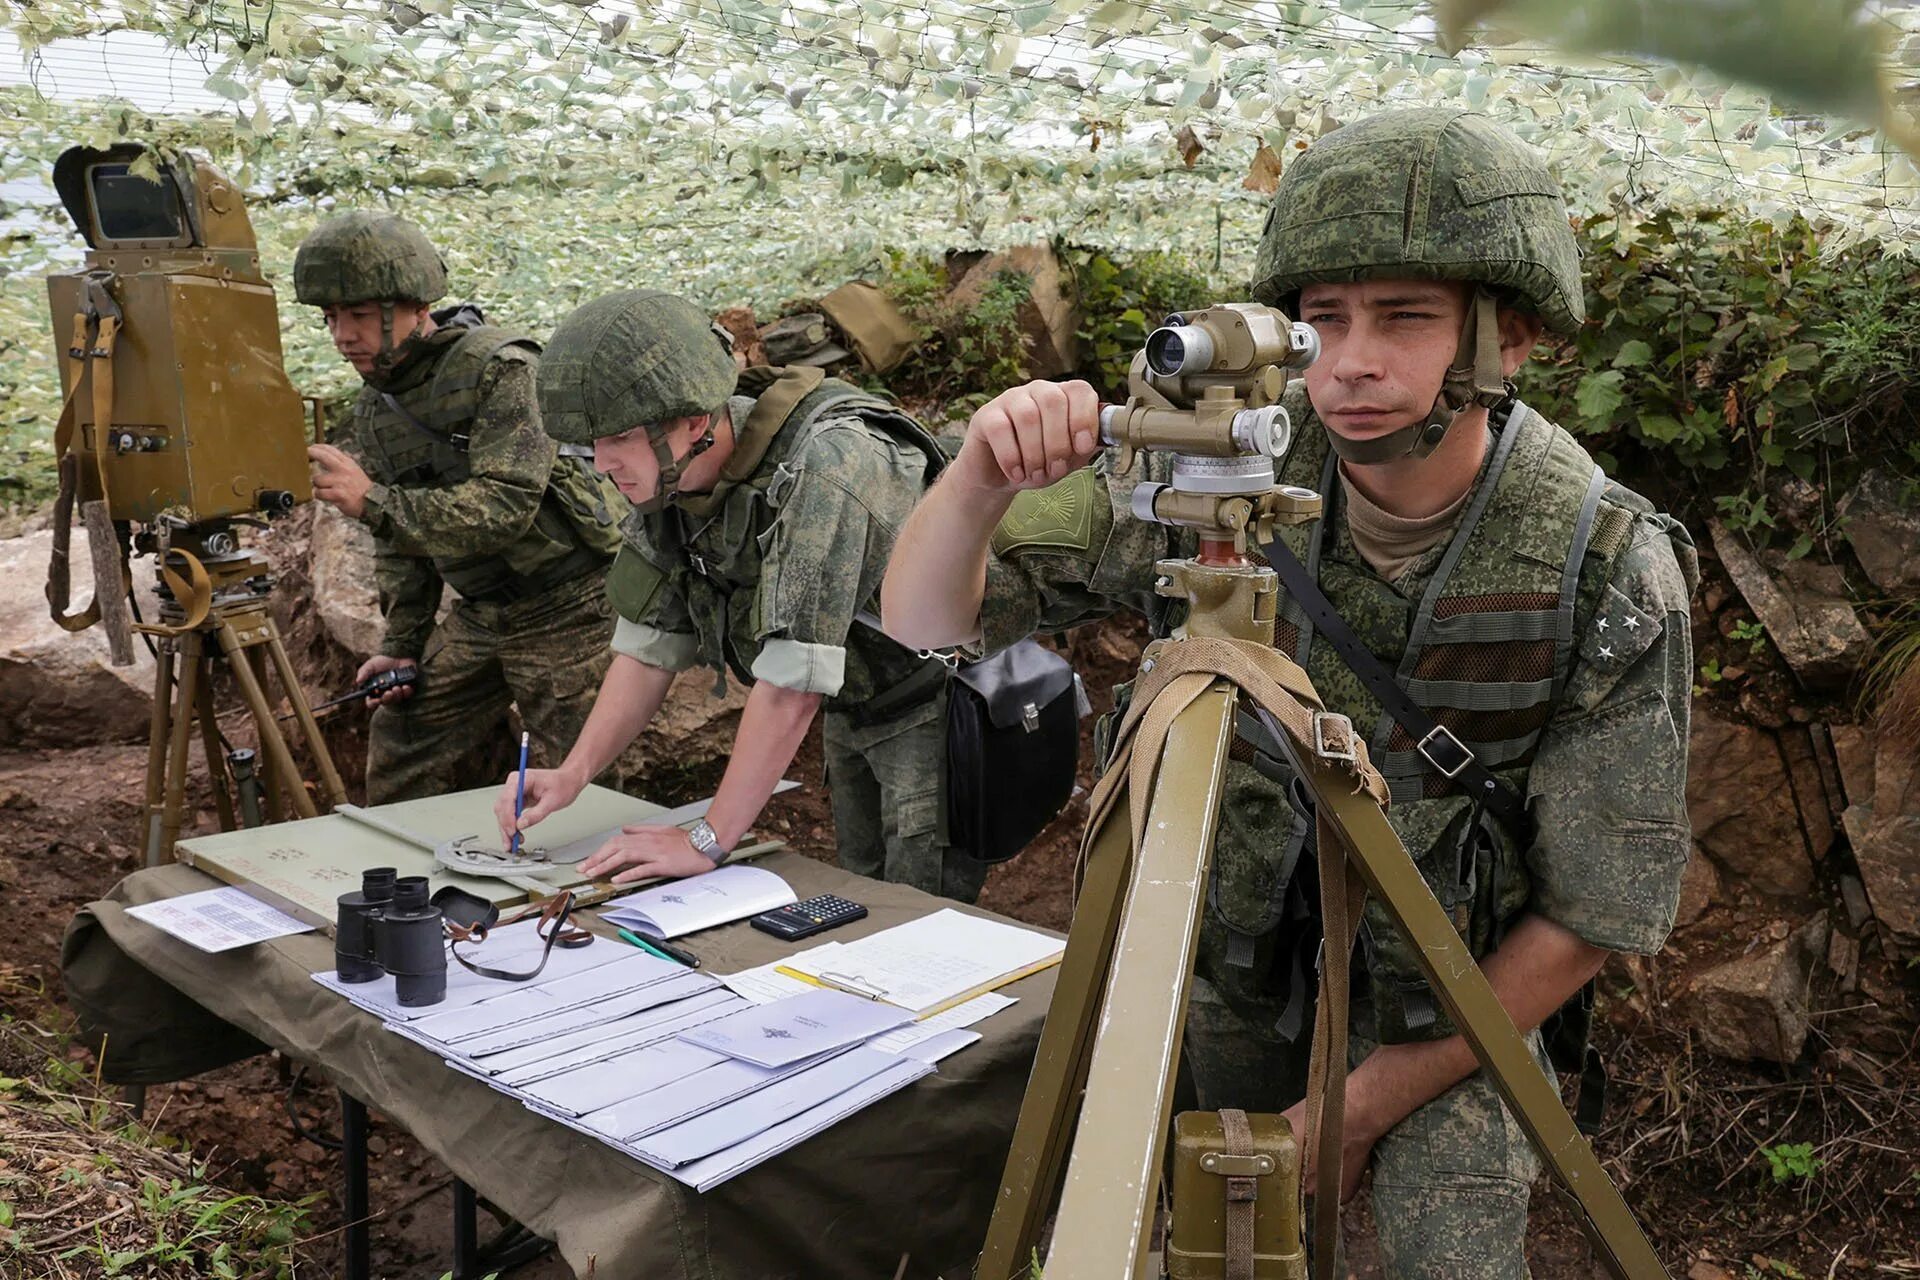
[{"x1": 63, "y1": 851, "x2": 1056, "y2": 1279}]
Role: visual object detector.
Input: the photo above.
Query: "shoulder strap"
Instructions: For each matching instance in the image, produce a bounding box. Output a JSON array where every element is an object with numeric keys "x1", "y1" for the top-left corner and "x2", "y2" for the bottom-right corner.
[
  {"x1": 379, "y1": 390, "x2": 469, "y2": 452},
  {"x1": 1257, "y1": 532, "x2": 1530, "y2": 834}
]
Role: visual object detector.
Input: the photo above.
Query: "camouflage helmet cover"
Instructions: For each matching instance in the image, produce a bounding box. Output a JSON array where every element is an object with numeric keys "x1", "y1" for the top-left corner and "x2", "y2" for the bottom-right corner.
[
  {"x1": 537, "y1": 289, "x2": 738, "y2": 445},
  {"x1": 293, "y1": 210, "x2": 448, "y2": 307},
  {"x1": 1249, "y1": 108, "x2": 1584, "y2": 333}
]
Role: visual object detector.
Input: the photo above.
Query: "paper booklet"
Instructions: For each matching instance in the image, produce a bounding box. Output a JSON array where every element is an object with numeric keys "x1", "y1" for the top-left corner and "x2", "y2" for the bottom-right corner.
[
  {"x1": 601, "y1": 865, "x2": 796, "y2": 939},
  {"x1": 677, "y1": 988, "x2": 912, "y2": 1069}
]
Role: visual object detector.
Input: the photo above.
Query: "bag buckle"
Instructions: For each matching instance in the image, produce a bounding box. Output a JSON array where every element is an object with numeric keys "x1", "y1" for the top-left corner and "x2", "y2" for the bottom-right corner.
[
  {"x1": 1199, "y1": 1151, "x2": 1274, "y2": 1179},
  {"x1": 1021, "y1": 701, "x2": 1040, "y2": 733},
  {"x1": 688, "y1": 553, "x2": 709, "y2": 578},
  {"x1": 1416, "y1": 725, "x2": 1474, "y2": 779},
  {"x1": 916, "y1": 648, "x2": 960, "y2": 671},
  {"x1": 1311, "y1": 711, "x2": 1356, "y2": 764}
]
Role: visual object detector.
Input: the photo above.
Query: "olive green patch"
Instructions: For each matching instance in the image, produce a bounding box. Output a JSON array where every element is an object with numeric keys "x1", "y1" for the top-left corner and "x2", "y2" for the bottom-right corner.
[
  {"x1": 604, "y1": 543, "x2": 670, "y2": 622},
  {"x1": 990, "y1": 468, "x2": 1097, "y2": 555}
]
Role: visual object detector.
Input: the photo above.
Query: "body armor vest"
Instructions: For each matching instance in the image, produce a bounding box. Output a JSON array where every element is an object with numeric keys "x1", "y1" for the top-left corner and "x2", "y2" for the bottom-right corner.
[
  {"x1": 1191, "y1": 399, "x2": 1646, "y2": 1043},
  {"x1": 609, "y1": 367, "x2": 946, "y2": 707},
  {"x1": 353, "y1": 317, "x2": 623, "y2": 601}
]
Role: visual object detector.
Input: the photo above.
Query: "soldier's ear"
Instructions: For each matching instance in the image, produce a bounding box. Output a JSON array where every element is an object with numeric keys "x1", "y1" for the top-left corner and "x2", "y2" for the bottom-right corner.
[{"x1": 1495, "y1": 304, "x2": 1544, "y2": 376}]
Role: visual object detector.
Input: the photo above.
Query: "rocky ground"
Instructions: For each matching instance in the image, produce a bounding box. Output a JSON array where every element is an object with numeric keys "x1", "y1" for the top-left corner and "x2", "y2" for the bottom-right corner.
[{"x1": 2, "y1": 477, "x2": 1917, "y2": 1277}]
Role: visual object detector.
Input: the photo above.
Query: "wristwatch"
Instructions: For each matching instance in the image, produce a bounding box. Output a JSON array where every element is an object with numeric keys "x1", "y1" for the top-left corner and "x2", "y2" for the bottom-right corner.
[{"x1": 687, "y1": 818, "x2": 731, "y2": 867}]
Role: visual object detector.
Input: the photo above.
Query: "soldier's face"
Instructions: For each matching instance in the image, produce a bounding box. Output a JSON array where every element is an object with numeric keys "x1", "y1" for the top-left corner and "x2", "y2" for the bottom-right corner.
[
  {"x1": 1298, "y1": 280, "x2": 1470, "y2": 449},
  {"x1": 593, "y1": 414, "x2": 713, "y2": 505},
  {"x1": 322, "y1": 302, "x2": 432, "y2": 377}
]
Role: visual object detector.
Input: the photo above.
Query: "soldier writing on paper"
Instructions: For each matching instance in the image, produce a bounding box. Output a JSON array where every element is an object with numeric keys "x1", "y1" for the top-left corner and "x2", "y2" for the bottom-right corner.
[{"x1": 492, "y1": 290, "x2": 986, "y2": 903}]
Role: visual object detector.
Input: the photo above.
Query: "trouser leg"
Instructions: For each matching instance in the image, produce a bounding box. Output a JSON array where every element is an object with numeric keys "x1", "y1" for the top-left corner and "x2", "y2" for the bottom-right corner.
[
  {"x1": 366, "y1": 607, "x2": 512, "y2": 805},
  {"x1": 825, "y1": 700, "x2": 986, "y2": 902},
  {"x1": 495, "y1": 573, "x2": 643, "y2": 791}
]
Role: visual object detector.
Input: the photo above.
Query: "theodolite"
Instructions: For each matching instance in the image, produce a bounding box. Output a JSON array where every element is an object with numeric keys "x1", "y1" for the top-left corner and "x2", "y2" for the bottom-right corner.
[{"x1": 979, "y1": 304, "x2": 1672, "y2": 1280}]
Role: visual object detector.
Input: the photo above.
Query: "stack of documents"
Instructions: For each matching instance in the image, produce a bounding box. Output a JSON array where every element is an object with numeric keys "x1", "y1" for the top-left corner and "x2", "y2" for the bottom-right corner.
[{"x1": 309, "y1": 908, "x2": 1036, "y2": 1191}]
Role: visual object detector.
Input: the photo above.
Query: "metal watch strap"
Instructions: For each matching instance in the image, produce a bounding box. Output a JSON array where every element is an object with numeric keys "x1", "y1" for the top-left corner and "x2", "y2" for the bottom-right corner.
[
  {"x1": 1257, "y1": 533, "x2": 1530, "y2": 834},
  {"x1": 688, "y1": 818, "x2": 730, "y2": 866}
]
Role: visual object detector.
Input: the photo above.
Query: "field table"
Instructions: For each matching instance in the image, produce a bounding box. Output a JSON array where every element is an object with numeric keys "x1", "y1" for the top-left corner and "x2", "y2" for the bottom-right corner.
[{"x1": 64, "y1": 850, "x2": 1056, "y2": 1279}]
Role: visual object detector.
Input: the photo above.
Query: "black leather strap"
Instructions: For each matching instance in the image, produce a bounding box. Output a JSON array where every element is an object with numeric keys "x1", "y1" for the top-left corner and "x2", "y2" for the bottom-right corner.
[
  {"x1": 1257, "y1": 533, "x2": 1530, "y2": 834},
  {"x1": 449, "y1": 891, "x2": 592, "y2": 983}
]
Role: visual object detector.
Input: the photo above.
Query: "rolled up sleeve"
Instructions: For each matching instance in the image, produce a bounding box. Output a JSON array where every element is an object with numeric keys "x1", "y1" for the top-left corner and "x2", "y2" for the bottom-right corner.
[{"x1": 610, "y1": 617, "x2": 700, "y2": 670}]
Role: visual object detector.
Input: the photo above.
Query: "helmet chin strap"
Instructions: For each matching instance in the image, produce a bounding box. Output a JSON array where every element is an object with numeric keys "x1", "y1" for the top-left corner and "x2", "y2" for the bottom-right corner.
[
  {"x1": 1325, "y1": 287, "x2": 1511, "y2": 465},
  {"x1": 628, "y1": 414, "x2": 720, "y2": 515},
  {"x1": 367, "y1": 301, "x2": 437, "y2": 387}
]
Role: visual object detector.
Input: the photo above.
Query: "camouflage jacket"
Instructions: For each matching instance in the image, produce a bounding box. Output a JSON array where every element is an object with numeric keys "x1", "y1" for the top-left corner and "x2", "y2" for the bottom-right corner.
[
  {"x1": 982, "y1": 391, "x2": 1698, "y2": 1042},
  {"x1": 606, "y1": 368, "x2": 946, "y2": 710},
  {"x1": 342, "y1": 307, "x2": 623, "y2": 658}
]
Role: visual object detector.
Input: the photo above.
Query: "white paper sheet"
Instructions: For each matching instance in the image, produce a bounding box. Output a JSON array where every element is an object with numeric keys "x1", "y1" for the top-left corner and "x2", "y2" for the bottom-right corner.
[
  {"x1": 600, "y1": 865, "x2": 796, "y2": 939},
  {"x1": 667, "y1": 1055, "x2": 934, "y2": 1192},
  {"x1": 520, "y1": 1038, "x2": 729, "y2": 1117},
  {"x1": 868, "y1": 992, "x2": 1014, "y2": 1053},
  {"x1": 716, "y1": 960, "x2": 820, "y2": 1005},
  {"x1": 631, "y1": 1046, "x2": 912, "y2": 1168},
  {"x1": 777, "y1": 908, "x2": 1061, "y2": 1014},
  {"x1": 477, "y1": 989, "x2": 742, "y2": 1081},
  {"x1": 404, "y1": 950, "x2": 686, "y2": 1043},
  {"x1": 675, "y1": 988, "x2": 910, "y2": 1069},
  {"x1": 126, "y1": 887, "x2": 313, "y2": 952},
  {"x1": 434, "y1": 970, "x2": 718, "y2": 1057},
  {"x1": 579, "y1": 1050, "x2": 846, "y2": 1144}
]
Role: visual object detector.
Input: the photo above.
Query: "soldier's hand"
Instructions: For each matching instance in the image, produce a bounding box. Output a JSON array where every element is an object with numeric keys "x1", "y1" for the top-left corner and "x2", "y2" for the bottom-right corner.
[
  {"x1": 495, "y1": 766, "x2": 585, "y2": 849},
  {"x1": 308, "y1": 444, "x2": 374, "y2": 519},
  {"x1": 578, "y1": 825, "x2": 714, "y2": 885},
  {"x1": 354, "y1": 655, "x2": 416, "y2": 706},
  {"x1": 954, "y1": 379, "x2": 1103, "y2": 494}
]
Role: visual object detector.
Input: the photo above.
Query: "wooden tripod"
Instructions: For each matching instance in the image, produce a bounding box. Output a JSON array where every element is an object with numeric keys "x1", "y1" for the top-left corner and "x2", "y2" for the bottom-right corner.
[{"x1": 141, "y1": 548, "x2": 347, "y2": 865}]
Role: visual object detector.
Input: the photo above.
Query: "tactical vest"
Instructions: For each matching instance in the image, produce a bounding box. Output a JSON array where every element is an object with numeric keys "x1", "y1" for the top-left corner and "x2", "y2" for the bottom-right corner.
[
  {"x1": 352, "y1": 321, "x2": 624, "y2": 601},
  {"x1": 607, "y1": 367, "x2": 945, "y2": 706},
  {"x1": 1193, "y1": 400, "x2": 1647, "y2": 1044}
]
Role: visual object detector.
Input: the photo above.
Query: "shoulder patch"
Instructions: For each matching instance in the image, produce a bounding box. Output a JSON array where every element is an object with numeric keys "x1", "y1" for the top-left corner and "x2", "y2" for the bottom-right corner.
[{"x1": 991, "y1": 468, "x2": 1099, "y2": 556}]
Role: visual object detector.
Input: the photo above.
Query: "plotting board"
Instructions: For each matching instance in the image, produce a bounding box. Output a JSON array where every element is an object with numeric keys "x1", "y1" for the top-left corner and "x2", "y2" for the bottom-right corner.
[{"x1": 176, "y1": 785, "x2": 667, "y2": 930}]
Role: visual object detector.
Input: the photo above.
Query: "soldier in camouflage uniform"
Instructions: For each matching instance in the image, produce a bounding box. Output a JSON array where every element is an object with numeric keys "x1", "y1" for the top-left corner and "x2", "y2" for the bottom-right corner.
[
  {"x1": 882, "y1": 108, "x2": 1696, "y2": 1276},
  {"x1": 294, "y1": 212, "x2": 633, "y2": 804},
  {"x1": 494, "y1": 289, "x2": 985, "y2": 903}
]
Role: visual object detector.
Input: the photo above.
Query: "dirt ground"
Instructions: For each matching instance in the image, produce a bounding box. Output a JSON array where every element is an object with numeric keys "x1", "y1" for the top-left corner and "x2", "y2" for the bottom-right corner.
[{"x1": 3, "y1": 603, "x2": 1917, "y2": 1278}]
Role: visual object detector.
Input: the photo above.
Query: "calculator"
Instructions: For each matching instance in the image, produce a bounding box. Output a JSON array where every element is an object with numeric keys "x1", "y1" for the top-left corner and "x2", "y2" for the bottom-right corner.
[{"x1": 750, "y1": 894, "x2": 869, "y2": 941}]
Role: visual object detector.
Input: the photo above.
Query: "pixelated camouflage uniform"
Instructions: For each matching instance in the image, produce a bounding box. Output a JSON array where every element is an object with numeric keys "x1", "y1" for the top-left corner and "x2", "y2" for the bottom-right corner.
[
  {"x1": 536, "y1": 290, "x2": 983, "y2": 903},
  {"x1": 341, "y1": 316, "x2": 633, "y2": 804},
  {"x1": 607, "y1": 367, "x2": 987, "y2": 903},
  {"x1": 294, "y1": 212, "x2": 633, "y2": 805},
  {"x1": 978, "y1": 108, "x2": 1698, "y2": 1278}
]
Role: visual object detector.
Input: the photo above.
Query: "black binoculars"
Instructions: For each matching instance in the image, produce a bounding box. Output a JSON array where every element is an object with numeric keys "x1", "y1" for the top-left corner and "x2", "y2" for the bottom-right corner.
[{"x1": 335, "y1": 868, "x2": 448, "y2": 1008}]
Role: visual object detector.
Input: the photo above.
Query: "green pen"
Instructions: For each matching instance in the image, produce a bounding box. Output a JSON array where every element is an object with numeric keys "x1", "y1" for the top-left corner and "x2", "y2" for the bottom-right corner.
[{"x1": 615, "y1": 927, "x2": 701, "y2": 969}]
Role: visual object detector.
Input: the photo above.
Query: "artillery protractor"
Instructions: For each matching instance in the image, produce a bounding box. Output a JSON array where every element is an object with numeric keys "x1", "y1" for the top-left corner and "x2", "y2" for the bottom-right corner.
[{"x1": 433, "y1": 836, "x2": 557, "y2": 878}]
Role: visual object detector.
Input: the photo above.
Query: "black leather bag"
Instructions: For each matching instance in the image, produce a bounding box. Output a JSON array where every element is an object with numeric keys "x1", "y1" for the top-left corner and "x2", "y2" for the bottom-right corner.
[{"x1": 944, "y1": 638, "x2": 1081, "y2": 864}]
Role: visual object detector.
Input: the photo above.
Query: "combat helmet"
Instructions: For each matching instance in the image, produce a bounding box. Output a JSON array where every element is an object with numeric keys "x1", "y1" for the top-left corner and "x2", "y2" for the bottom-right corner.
[
  {"x1": 538, "y1": 289, "x2": 737, "y2": 514},
  {"x1": 293, "y1": 211, "x2": 447, "y2": 307},
  {"x1": 1250, "y1": 107, "x2": 1583, "y2": 463}
]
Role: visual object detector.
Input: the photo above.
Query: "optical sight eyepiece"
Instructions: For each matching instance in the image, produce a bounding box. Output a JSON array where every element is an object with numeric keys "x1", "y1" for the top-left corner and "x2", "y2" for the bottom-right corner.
[{"x1": 1144, "y1": 323, "x2": 1216, "y2": 377}]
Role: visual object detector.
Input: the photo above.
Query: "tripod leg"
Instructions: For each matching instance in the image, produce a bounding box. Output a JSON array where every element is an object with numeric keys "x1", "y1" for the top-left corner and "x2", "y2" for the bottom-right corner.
[
  {"x1": 246, "y1": 646, "x2": 288, "y2": 822},
  {"x1": 195, "y1": 675, "x2": 237, "y2": 832},
  {"x1": 143, "y1": 644, "x2": 176, "y2": 867},
  {"x1": 220, "y1": 624, "x2": 318, "y2": 820},
  {"x1": 157, "y1": 632, "x2": 203, "y2": 863},
  {"x1": 1044, "y1": 684, "x2": 1237, "y2": 1280},
  {"x1": 978, "y1": 792, "x2": 1135, "y2": 1280},
  {"x1": 263, "y1": 622, "x2": 348, "y2": 808}
]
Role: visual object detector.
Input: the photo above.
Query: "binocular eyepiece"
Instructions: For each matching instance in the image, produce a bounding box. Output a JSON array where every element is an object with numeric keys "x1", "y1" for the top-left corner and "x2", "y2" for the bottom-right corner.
[{"x1": 335, "y1": 868, "x2": 448, "y2": 1008}]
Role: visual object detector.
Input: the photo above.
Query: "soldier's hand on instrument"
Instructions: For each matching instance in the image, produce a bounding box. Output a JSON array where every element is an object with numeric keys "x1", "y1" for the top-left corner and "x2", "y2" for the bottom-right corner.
[
  {"x1": 955, "y1": 379, "x2": 1103, "y2": 493},
  {"x1": 308, "y1": 443, "x2": 374, "y2": 519},
  {"x1": 354, "y1": 655, "x2": 416, "y2": 706},
  {"x1": 495, "y1": 766, "x2": 583, "y2": 848},
  {"x1": 578, "y1": 825, "x2": 714, "y2": 885}
]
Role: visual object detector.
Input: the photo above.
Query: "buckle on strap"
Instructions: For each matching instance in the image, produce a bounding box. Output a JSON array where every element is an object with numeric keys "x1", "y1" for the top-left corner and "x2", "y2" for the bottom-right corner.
[
  {"x1": 1417, "y1": 725, "x2": 1474, "y2": 779},
  {"x1": 1311, "y1": 711, "x2": 1356, "y2": 764}
]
